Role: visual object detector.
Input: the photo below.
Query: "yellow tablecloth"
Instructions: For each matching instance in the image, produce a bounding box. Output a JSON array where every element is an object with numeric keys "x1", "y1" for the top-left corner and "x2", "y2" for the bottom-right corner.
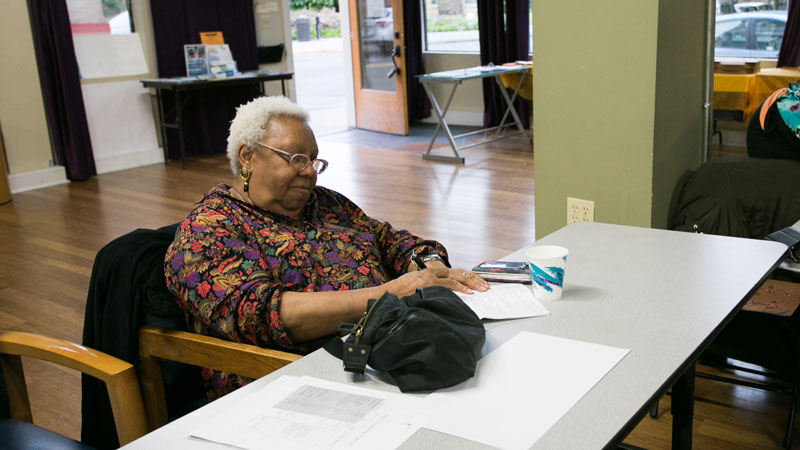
[
  {"x1": 713, "y1": 68, "x2": 800, "y2": 122},
  {"x1": 499, "y1": 63, "x2": 532, "y2": 101}
]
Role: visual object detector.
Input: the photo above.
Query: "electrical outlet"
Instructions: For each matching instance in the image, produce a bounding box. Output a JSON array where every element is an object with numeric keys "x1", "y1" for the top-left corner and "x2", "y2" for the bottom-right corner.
[{"x1": 567, "y1": 197, "x2": 594, "y2": 224}]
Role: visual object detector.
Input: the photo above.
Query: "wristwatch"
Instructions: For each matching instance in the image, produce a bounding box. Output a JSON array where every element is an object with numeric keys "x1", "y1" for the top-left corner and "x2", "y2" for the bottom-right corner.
[
  {"x1": 419, "y1": 254, "x2": 445, "y2": 265},
  {"x1": 410, "y1": 249, "x2": 448, "y2": 270}
]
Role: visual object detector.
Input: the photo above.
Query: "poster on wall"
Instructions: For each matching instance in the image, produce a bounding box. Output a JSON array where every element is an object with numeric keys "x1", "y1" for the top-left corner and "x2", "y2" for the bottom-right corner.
[{"x1": 184, "y1": 44, "x2": 209, "y2": 77}]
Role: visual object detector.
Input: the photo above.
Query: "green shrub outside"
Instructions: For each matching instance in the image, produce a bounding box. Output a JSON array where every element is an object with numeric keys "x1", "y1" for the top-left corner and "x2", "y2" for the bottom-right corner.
[
  {"x1": 289, "y1": 0, "x2": 338, "y2": 10},
  {"x1": 428, "y1": 15, "x2": 478, "y2": 32},
  {"x1": 291, "y1": 8, "x2": 341, "y2": 40},
  {"x1": 292, "y1": 27, "x2": 341, "y2": 40}
]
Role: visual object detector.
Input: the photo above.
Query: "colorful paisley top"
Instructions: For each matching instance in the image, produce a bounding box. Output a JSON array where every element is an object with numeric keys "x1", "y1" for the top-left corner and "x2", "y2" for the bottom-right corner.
[
  {"x1": 164, "y1": 184, "x2": 447, "y2": 398},
  {"x1": 777, "y1": 81, "x2": 800, "y2": 139}
]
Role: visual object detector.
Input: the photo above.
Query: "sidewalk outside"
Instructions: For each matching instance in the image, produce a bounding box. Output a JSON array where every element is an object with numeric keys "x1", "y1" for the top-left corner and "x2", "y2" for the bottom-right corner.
[
  {"x1": 291, "y1": 37, "x2": 348, "y2": 136},
  {"x1": 292, "y1": 37, "x2": 343, "y2": 55}
]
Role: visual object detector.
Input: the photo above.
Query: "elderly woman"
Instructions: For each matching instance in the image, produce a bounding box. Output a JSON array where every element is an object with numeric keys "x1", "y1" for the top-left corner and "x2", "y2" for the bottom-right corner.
[{"x1": 164, "y1": 96, "x2": 488, "y2": 397}]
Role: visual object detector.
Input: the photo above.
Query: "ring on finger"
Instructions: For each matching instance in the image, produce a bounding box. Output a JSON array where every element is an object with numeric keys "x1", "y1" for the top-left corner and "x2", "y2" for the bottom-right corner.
[{"x1": 462, "y1": 271, "x2": 470, "y2": 277}]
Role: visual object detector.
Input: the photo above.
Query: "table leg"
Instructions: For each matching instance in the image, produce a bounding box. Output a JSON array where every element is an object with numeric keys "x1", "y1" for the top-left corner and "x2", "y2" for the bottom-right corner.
[
  {"x1": 671, "y1": 362, "x2": 695, "y2": 450},
  {"x1": 493, "y1": 74, "x2": 530, "y2": 142},
  {"x1": 421, "y1": 81, "x2": 465, "y2": 164},
  {"x1": 175, "y1": 91, "x2": 186, "y2": 169}
]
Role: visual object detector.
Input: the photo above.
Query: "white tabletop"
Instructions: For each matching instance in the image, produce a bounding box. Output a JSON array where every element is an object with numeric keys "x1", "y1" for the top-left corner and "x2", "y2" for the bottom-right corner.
[{"x1": 123, "y1": 222, "x2": 786, "y2": 450}]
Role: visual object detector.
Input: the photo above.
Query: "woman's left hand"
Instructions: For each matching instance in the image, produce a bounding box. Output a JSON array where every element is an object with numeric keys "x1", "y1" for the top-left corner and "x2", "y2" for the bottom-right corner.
[{"x1": 388, "y1": 267, "x2": 490, "y2": 297}]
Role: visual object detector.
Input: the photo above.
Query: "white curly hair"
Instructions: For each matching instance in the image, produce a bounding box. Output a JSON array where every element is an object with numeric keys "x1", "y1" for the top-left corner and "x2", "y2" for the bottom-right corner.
[{"x1": 226, "y1": 96, "x2": 310, "y2": 174}]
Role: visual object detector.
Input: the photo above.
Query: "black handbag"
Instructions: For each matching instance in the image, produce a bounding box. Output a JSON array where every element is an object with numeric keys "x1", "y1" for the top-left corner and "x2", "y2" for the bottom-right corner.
[
  {"x1": 766, "y1": 226, "x2": 800, "y2": 263},
  {"x1": 325, "y1": 286, "x2": 486, "y2": 392}
]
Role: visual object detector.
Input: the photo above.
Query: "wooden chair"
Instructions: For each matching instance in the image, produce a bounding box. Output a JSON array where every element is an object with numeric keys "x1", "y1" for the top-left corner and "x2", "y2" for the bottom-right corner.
[
  {"x1": 137, "y1": 325, "x2": 301, "y2": 430},
  {"x1": 0, "y1": 331, "x2": 148, "y2": 447}
]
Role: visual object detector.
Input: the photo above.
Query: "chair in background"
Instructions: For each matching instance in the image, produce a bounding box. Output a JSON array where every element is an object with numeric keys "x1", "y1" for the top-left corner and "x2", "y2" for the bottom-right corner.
[
  {"x1": 137, "y1": 325, "x2": 300, "y2": 430},
  {"x1": 0, "y1": 331, "x2": 148, "y2": 449},
  {"x1": 663, "y1": 156, "x2": 800, "y2": 448},
  {"x1": 82, "y1": 224, "x2": 304, "y2": 443}
]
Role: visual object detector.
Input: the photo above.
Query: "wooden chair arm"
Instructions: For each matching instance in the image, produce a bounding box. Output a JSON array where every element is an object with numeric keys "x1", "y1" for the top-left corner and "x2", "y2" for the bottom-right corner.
[
  {"x1": 0, "y1": 331, "x2": 133, "y2": 381},
  {"x1": 137, "y1": 325, "x2": 301, "y2": 431},
  {"x1": 0, "y1": 331, "x2": 148, "y2": 446},
  {"x1": 138, "y1": 326, "x2": 301, "y2": 379}
]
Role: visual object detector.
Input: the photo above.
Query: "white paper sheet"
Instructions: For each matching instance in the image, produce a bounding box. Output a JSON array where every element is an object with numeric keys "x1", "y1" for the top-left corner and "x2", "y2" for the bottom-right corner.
[
  {"x1": 456, "y1": 283, "x2": 550, "y2": 319},
  {"x1": 72, "y1": 33, "x2": 149, "y2": 79},
  {"x1": 404, "y1": 332, "x2": 629, "y2": 450},
  {"x1": 190, "y1": 375, "x2": 422, "y2": 450}
]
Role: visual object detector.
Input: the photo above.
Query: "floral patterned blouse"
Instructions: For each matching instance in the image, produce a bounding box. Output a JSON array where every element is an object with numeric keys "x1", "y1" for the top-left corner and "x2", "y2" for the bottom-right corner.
[{"x1": 164, "y1": 184, "x2": 447, "y2": 398}]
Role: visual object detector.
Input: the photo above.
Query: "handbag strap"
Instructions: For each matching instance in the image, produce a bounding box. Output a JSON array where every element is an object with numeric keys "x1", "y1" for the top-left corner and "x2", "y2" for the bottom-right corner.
[{"x1": 760, "y1": 88, "x2": 788, "y2": 131}]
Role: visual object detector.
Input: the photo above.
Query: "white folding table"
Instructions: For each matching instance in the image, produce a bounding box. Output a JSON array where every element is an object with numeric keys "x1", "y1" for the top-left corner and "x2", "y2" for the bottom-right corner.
[
  {"x1": 122, "y1": 223, "x2": 786, "y2": 449},
  {"x1": 416, "y1": 65, "x2": 532, "y2": 163}
]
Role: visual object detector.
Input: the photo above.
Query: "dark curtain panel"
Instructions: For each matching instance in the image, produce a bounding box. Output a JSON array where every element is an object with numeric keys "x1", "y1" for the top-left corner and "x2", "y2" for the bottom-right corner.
[
  {"x1": 28, "y1": 0, "x2": 97, "y2": 181},
  {"x1": 404, "y1": 0, "x2": 430, "y2": 121},
  {"x1": 477, "y1": 0, "x2": 531, "y2": 128},
  {"x1": 778, "y1": 0, "x2": 800, "y2": 67},
  {"x1": 150, "y1": 0, "x2": 260, "y2": 159}
]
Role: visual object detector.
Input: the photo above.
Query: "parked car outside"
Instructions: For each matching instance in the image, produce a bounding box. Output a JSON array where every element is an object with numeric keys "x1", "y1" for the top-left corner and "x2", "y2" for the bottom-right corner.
[
  {"x1": 715, "y1": 11, "x2": 788, "y2": 59},
  {"x1": 364, "y1": 7, "x2": 393, "y2": 53},
  {"x1": 734, "y1": 2, "x2": 773, "y2": 13}
]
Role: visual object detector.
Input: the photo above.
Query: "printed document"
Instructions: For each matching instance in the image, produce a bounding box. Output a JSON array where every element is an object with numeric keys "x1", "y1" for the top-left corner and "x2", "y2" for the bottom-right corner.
[
  {"x1": 456, "y1": 283, "x2": 550, "y2": 319},
  {"x1": 404, "y1": 331, "x2": 629, "y2": 450},
  {"x1": 190, "y1": 375, "x2": 421, "y2": 450}
]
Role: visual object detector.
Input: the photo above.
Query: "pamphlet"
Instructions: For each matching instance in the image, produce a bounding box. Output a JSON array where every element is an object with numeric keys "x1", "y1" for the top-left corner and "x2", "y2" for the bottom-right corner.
[
  {"x1": 184, "y1": 44, "x2": 208, "y2": 77},
  {"x1": 206, "y1": 44, "x2": 234, "y2": 66},
  {"x1": 199, "y1": 31, "x2": 224, "y2": 45},
  {"x1": 206, "y1": 44, "x2": 238, "y2": 79}
]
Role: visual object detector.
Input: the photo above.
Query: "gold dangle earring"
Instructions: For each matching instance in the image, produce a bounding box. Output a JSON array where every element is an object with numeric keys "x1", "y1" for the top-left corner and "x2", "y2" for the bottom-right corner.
[{"x1": 239, "y1": 166, "x2": 252, "y2": 192}]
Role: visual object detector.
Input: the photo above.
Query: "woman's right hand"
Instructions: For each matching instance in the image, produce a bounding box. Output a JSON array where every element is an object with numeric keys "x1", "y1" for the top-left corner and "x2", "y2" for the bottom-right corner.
[{"x1": 387, "y1": 267, "x2": 490, "y2": 298}]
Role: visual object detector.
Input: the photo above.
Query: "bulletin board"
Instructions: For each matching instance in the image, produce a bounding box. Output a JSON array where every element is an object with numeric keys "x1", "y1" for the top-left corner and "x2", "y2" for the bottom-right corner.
[{"x1": 254, "y1": 0, "x2": 284, "y2": 47}]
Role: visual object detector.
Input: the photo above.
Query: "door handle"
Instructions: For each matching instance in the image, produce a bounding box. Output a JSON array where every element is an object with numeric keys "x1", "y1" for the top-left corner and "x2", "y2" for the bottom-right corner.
[{"x1": 387, "y1": 45, "x2": 401, "y2": 78}]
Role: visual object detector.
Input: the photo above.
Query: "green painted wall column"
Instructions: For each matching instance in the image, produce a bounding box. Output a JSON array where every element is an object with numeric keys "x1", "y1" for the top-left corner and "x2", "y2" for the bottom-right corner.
[{"x1": 532, "y1": 0, "x2": 708, "y2": 238}]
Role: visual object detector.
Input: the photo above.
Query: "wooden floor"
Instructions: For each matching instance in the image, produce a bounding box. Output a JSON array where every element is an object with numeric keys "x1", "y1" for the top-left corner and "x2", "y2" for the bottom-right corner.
[{"x1": 0, "y1": 132, "x2": 795, "y2": 448}]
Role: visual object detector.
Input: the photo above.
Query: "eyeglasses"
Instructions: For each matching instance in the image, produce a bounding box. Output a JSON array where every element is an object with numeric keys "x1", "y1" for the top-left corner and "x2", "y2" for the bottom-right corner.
[{"x1": 256, "y1": 142, "x2": 328, "y2": 174}]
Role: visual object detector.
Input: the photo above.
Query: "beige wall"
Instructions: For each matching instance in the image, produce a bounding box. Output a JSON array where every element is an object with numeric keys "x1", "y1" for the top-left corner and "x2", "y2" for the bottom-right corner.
[
  {"x1": 422, "y1": 52, "x2": 483, "y2": 122},
  {"x1": 0, "y1": 2, "x2": 53, "y2": 175},
  {"x1": 532, "y1": 0, "x2": 706, "y2": 238}
]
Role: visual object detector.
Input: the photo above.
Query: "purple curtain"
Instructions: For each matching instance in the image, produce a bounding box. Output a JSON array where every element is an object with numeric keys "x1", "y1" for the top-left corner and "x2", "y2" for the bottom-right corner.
[
  {"x1": 150, "y1": 0, "x2": 260, "y2": 159},
  {"x1": 778, "y1": 0, "x2": 800, "y2": 67},
  {"x1": 404, "y1": 0, "x2": 431, "y2": 121},
  {"x1": 477, "y1": 0, "x2": 531, "y2": 129},
  {"x1": 28, "y1": 0, "x2": 97, "y2": 181}
]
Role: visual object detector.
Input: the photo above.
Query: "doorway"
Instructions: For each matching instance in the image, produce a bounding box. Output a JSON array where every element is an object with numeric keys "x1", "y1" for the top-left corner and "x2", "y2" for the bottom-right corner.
[{"x1": 290, "y1": 7, "x2": 349, "y2": 137}]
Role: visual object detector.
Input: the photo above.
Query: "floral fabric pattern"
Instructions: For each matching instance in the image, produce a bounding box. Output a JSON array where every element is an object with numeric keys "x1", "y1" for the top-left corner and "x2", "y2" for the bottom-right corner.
[{"x1": 164, "y1": 184, "x2": 446, "y2": 397}]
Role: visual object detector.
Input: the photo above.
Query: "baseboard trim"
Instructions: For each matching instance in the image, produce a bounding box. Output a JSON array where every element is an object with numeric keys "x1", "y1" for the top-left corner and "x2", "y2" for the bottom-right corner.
[
  {"x1": 94, "y1": 147, "x2": 165, "y2": 174},
  {"x1": 9, "y1": 166, "x2": 69, "y2": 193}
]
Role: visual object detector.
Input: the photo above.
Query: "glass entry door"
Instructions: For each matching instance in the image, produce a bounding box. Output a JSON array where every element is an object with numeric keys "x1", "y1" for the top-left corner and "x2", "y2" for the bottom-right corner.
[{"x1": 349, "y1": 0, "x2": 408, "y2": 135}]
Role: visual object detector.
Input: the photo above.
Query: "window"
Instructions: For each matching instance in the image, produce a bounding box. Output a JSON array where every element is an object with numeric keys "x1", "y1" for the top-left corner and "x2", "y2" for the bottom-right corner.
[
  {"x1": 715, "y1": 19, "x2": 747, "y2": 49},
  {"x1": 421, "y1": 0, "x2": 532, "y2": 54},
  {"x1": 66, "y1": 0, "x2": 133, "y2": 35},
  {"x1": 422, "y1": 0, "x2": 480, "y2": 53}
]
